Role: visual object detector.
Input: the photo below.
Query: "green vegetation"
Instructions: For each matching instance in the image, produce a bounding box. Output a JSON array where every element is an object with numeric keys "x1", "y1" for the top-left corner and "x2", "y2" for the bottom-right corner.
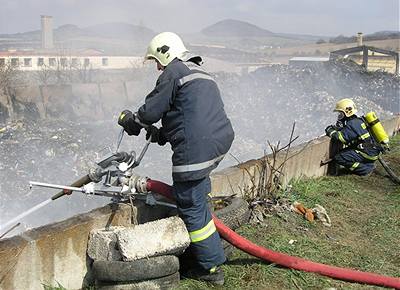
[{"x1": 177, "y1": 135, "x2": 400, "y2": 289}]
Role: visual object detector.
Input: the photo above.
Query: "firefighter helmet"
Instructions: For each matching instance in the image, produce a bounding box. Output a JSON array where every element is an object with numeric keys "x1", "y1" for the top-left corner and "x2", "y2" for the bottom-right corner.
[
  {"x1": 334, "y1": 98, "x2": 357, "y2": 117},
  {"x1": 145, "y1": 32, "x2": 188, "y2": 67}
]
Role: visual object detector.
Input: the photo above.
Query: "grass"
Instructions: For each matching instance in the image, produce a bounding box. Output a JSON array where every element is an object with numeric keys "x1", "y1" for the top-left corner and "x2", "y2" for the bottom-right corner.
[{"x1": 176, "y1": 134, "x2": 400, "y2": 290}]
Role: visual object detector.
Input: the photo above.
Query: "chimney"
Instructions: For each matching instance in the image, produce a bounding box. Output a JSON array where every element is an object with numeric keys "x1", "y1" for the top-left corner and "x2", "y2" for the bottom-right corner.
[
  {"x1": 357, "y1": 32, "x2": 363, "y2": 46},
  {"x1": 41, "y1": 15, "x2": 54, "y2": 49}
]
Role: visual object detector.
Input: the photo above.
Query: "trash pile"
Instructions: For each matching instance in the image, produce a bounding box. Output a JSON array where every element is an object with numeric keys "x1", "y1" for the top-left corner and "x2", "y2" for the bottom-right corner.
[
  {"x1": 0, "y1": 119, "x2": 117, "y2": 230},
  {"x1": 216, "y1": 58, "x2": 397, "y2": 162}
]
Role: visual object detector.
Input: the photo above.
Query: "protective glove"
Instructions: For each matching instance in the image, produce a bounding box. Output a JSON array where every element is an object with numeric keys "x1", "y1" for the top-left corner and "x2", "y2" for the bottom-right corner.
[
  {"x1": 118, "y1": 110, "x2": 142, "y2": 136},
  {"x1": 145, "y1": 125, "x2": 167, "y2": 146},
  {"x1": 325, "y1": 125, "x2": 336, "y2": 137}
]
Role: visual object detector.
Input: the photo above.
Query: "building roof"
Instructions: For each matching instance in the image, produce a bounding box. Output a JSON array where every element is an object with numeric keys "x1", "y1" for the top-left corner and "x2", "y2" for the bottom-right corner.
[{"x1": 289, "y1": 57, "x2": 329, "y2": 62}]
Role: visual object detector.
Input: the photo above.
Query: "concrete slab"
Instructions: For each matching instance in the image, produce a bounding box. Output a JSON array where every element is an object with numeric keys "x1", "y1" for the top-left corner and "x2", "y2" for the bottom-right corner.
[
  {"x1": 117, "y1": 216, "x2": 190, "y2": 261},
  {"x1": 87, "y1": 227, "x2": 127, "y2": 261}
]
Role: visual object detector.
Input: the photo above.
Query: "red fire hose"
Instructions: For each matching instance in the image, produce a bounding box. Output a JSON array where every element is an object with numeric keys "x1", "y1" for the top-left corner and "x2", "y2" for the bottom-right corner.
[{"x1": 146, "y1": 179, "x2": 400, "y2": 289}]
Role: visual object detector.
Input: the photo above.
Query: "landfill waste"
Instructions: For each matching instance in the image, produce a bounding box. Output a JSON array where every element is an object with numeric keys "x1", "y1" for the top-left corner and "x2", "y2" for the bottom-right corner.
[{"x1": 291, "y1": 202, "x2": 331, "y2": 226}]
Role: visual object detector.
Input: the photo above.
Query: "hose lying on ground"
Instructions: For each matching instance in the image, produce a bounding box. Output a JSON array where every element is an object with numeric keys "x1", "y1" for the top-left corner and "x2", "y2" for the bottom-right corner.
[
  {"x1": 146, "y1": 179, "x2": 400, "y2": 289},
  {"x1": 378, "y1": 156, "x2": 400, "y2": 185}
]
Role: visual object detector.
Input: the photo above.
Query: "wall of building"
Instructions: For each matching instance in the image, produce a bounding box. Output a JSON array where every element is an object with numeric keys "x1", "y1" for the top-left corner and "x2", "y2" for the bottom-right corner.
[
  {"x1": 0, "y1": 55, "x2": 143, "y2": 71},
  {"x1": 349, "y1": 55, "x2": 397, "y2": 74}
]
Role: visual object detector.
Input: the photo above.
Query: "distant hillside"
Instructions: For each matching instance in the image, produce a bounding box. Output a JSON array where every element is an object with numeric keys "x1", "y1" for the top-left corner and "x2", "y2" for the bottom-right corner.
[
  {"x1": 329, "y1": 31, "x2": 400, "y2": 44},
  {"x1": 202, "y1": 19, "x2": 274, "y2": 37},
  {"x1": 85, "y1": 22, "x2": 154, "y2": 40},
  {"x1": 0, "y1": 22, "x2": 155, "y2": 41}
]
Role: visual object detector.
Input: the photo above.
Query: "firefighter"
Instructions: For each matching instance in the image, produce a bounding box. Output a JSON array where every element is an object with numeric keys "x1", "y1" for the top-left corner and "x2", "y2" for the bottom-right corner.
[
  {"x1": 325, "y1": 98, "x2": 382, "y2": 176},
  {"x1": 118, "y1": 32, "x2": 234, "y2": 285}
]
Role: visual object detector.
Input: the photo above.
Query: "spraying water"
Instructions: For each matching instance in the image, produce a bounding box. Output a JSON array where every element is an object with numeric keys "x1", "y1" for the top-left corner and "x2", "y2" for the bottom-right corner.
[{"x1": 0, "y1": 198, "x2": 53, "y2": 234}]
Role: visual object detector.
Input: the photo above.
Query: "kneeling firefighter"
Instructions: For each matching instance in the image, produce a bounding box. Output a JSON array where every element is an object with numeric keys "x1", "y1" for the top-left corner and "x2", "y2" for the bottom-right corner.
[
  {"x1": 325, "y1": 98, "x2": 383, "y2": 176},
  {"x1": 117, "y1": 32, "x2": 234, "y2": 285}
]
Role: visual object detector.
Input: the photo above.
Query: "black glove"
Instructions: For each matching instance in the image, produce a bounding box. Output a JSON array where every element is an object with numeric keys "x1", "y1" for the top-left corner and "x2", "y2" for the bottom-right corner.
[
  {"x1": 145, "y1": 125, "x2": 167, "y2": 146},
  {"x1": 118, "y1": 110, "x2": 142, "y2": 136},
  {"x1": 325, "y1": 125, "x2": 336, "y2": 137}
]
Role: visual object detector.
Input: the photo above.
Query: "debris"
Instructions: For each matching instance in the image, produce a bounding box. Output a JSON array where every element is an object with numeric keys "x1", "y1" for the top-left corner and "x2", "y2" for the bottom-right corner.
[
  {"x1": 288, "y1": 239, "x2": 297, "y2": 245},
  {"x1": 291, "y1": 202, "x2": 331, "y2": 226},
  {"x1": 305, "y1": 208, "x2": 315, "y2": 222},
  {"x1": 312, "y1": 204, "x2": 332, "y2": 227}
]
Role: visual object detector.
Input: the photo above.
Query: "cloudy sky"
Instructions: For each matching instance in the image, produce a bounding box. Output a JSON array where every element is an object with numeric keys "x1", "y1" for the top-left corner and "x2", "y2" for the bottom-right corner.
[{"x1": 0, "y1": 0, "x2": 398, "y2": 36}]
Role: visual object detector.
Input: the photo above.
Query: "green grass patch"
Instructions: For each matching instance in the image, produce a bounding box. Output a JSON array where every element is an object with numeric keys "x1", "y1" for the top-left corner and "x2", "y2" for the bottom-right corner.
[{"x1": 176, "y1": 135, "x2": 400, "y2": 289}]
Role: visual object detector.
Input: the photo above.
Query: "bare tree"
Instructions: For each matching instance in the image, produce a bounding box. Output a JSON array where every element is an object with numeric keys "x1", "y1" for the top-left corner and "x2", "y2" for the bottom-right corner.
[
  {"x1": 35, "y1": 64, "x2": 54, "y2": 86},
  {"x1": 0, "y1": 63, "x2": 23, "y2": 120}
]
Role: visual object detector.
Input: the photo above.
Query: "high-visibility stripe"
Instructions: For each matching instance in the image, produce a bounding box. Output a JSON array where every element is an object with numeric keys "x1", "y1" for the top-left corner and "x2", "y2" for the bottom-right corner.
[
  {"x1": 189, "y1": 220, "x2": 216, "y2": 243},
  {"x1": 356, "y1": 150, "x2": 379, "y2": 161},
  {"x1": 360, "y1": 132, "x2": 370, "y2": 140},
  {"x1": 350, "y1": 162, "x2": 360, "y2": 171},
  {"x1": 178, "y1": 73, "x2": 214, "y2": 86},
  {"x1": 329, "y1": 130, "x2": 336, "y2": 137},
  {"x1": 172, "y1": 154, "x2": 225, "y2": 173},
  {"x1": 361, "y1": 123, "x2": 367, "y2": 129},
  {"x1": 337, "y1": 131, "x2": 347, "y2": 144}
]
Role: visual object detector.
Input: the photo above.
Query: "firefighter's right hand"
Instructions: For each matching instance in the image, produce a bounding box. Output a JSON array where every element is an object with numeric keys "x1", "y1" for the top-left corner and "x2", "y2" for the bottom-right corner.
[
  {"x1": 118, "y1": 110, "x2": 142, "y2": 136},
  {"x1": 145, "y1": 125, "x2": 167, "y2": 146},
  {"x1": 325, "y1": 125, "x2": 336, "y2": 137}
]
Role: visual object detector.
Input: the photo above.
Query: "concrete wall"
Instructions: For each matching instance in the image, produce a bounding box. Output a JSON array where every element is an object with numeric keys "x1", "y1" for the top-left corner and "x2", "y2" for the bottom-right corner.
[
  {"x1": 0, "y1": 115, "x2": 399, "y2": 289},
  {"x1": 0, "y1": 81, "x2": 145, "y2": 122}
]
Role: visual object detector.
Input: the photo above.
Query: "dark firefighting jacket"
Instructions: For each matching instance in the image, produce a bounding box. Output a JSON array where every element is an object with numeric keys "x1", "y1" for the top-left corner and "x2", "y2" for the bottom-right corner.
[
  {"x1": 137, "y1": 57, "x2": 234, "y2": 181},
  {"x1": 328, "y1": 115, "x2": 381, "y2": 160}
]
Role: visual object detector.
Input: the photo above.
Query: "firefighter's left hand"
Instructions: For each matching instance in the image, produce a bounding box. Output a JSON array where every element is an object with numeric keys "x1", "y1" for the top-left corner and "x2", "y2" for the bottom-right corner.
[{"x1": 325, "y1": 125, "x2": 336, "y2": 137}]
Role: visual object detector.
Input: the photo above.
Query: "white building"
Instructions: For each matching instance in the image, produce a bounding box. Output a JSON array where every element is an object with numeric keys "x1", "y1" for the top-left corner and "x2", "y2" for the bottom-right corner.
[{"x1": 0, "y1": 49, "x2": 143, "y2": 71}]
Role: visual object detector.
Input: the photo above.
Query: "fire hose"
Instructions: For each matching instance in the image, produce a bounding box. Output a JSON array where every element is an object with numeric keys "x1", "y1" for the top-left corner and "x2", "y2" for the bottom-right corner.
[{"x1": 146, "y1": 179, "x2": 400, "y2": 289}]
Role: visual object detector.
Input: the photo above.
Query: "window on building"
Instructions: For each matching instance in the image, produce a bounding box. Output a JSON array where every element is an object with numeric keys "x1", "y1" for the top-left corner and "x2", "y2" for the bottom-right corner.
[
  {"x1": 24, "y1": 58, "x2": 32, "y2": 67},
  {"x1": 11, "y1": 58, "x2": 19, "y2": 66},
  {"x1": 60, "y1": 58, "x2": 67, "y2": 67},
  {"x1": 102, "y1": 58, "x2": 109, "y2": 66},
  {"x1": 0, "y1": 58, "x2": 5, "y2": 66},
  {"x1": 84, "y1": 58, "x2": 90, "y2": 67},
  {"x1": 71, "y1": 58, "x2": 79, "y2": 67},
  {"x1": 49, "y1": 58, "x2": 56, "y2": 67},
  {"x1": 37, "y1": 58, "x2": 44, "y2": 66}
]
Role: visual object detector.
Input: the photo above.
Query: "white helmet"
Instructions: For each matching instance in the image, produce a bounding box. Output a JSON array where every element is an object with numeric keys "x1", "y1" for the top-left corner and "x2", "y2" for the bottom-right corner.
[{"x1": 145, "y1": 32, "x2": 188, "y2": 67}]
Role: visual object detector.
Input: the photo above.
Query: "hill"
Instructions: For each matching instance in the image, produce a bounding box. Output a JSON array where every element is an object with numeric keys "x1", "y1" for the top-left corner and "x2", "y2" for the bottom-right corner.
[
  {"x1": 0, "y1": 22, "x2": 154, "y2": 42},
  {"x1": 201, "y1": 19, "x2": 274, "y2": 37}
]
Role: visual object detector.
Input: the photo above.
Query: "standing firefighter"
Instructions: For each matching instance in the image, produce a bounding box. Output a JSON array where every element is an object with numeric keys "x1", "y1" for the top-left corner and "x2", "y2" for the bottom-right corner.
[
  {"x1": 118, "y1": 32, "x2": 234, "y2": 285},
  {"x1": 325, "y1": 98, "x2": 382, "y2": 175}
]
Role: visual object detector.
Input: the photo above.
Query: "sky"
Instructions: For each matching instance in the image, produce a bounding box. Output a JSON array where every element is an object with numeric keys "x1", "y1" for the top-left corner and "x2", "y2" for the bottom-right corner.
[{"x1": 0, "y1": 0, "x2": 399, "y2": 36}]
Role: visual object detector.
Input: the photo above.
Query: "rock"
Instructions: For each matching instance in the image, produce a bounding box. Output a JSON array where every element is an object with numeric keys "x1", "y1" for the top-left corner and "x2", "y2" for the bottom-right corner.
[
  {"x1": 87, "y1": 227, "x2": 125, "y2": 261},
  {"x1": 117, "y1": 216, "x2": 190, "y2": 261}
]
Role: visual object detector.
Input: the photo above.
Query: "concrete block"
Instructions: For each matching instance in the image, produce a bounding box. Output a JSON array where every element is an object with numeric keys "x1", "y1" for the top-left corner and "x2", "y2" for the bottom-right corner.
[
  {"x1": 87, "y1": 227, "x2": 126, "y2": 261},
  {"x1": 117, "y1": 216, "x2": 190, "y2": 261}
]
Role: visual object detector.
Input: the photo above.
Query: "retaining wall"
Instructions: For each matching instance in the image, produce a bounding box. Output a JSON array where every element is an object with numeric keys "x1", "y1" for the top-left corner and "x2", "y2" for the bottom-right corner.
[
  {"x1": 0, "y1": 81, "x2": 146, "y2": 123},
  {"x1": 0, "y1": 115, "x2": 399, "y2": 289}
]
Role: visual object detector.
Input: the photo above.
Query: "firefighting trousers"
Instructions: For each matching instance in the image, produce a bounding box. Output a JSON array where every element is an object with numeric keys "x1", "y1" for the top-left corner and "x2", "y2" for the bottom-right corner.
[
  {"x1": 334, "y1": 149, "x2": 376, "y2": 176},
  {"x1": 173, "y1": 176, "x2": 226, "y2": 270}
]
